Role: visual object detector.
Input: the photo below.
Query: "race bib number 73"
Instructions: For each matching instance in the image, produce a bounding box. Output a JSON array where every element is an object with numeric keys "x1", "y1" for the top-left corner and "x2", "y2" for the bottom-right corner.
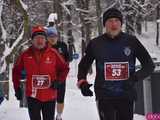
[
  {"x1": 104, "y1": 62, "x2": 129, "y2": 81},
  {"x1": 32, "y1": 75, "x2": 51, "y2": 89}
]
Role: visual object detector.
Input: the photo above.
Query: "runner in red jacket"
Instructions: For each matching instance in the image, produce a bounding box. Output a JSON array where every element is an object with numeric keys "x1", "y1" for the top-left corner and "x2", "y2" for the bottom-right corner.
[{"x1": 12, "y1": 25, "x2": 69, "y2": 120}]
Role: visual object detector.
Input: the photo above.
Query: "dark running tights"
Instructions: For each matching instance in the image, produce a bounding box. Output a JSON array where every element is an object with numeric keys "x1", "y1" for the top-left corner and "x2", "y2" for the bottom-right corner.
[
  {"x1": 97, "y1": 98, "x2": 134, "y2": 120},
  {"x1": 27, "y1": 97, "x2": 55, "y2": 120}
]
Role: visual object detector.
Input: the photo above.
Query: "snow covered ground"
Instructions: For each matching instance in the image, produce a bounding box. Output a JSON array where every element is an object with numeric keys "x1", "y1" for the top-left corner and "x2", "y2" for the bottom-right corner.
[
  {"x1": 0, "y1": 67, "x2": 146, "y2": 120},
  {"x1": 0, "y1": 92, "x2": 146, "y2": 120},
  {"x1": 137, "y1": 22, "x2": 160, "y2": 64},
  {"x1": 0, "y1": 61, "x2": 146, "y2": 120},
  {"x1": 1, "y1": 22, "x2": 160, "y2": 120}
]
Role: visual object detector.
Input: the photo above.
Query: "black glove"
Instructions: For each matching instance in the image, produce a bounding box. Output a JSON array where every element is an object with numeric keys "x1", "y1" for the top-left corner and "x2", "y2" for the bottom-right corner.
[
  {"x1": 15, "y1": 87, "x2": 22, "y2": 100},
  {"x1": 80, "y1": 83, "x2": 93, "y2": 97},
  {"x1": 50, "y1": 80, "x2": 63, "y2": 89}
]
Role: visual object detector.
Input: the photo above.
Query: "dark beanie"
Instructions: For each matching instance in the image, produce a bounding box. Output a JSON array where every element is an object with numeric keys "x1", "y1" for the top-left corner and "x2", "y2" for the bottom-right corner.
[{"x1": 103, "y1": 8, "x2": 123, "y2": 26}]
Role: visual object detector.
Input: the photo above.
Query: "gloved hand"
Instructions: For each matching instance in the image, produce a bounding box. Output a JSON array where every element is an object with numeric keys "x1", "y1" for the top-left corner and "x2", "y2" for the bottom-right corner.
[
  {"x1": 15, "y1": 87, "x2": 22, "y2": 100},
  {"x1": 80, "y1": 83, "x2": 93, "y2": 97},
  {"x1": 50, "y1": 80, "x2": 63, "y2": 89}
]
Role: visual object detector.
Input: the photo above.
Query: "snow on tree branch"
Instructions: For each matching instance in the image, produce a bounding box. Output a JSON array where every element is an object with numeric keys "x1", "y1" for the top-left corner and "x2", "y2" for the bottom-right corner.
[
  {"x1": 75, "y1": 8, "x2": 90, "y2": 13},
  {"x1": 63, "y1": 0, "x2": 74, "y2": 6},
  {"x1": 4, "y1": 28, "x2": 24, "y2": 56},
  {"x1": 157, "y1": 19, "x2": 160, "y2": 23},
  {"x1": 0, "y1": 28, "x2": 24, "y2": 74},
  {"x1": 0, "y1": 0, "x2": 7, "y2": 42},
  {"x1": 61, "y1": 3, "x2": 71, "y2": 15},
  {"x1": 60, "y1": 0, "x2": 76, "y2": 15},
  {"x1": 0, "y1": 0, "x2": 27, "y2": 74},
  {"x1": 105, "y1": 0, "x2": 119, "y2": 10},
  {"x1": 19, "y1": 0, "x2": 28, "y2": 11}
]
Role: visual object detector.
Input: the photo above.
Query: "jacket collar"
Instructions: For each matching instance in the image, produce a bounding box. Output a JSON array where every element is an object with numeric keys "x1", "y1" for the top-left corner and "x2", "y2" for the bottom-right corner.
[{"x1": 104, "y1": 31, "x2": 123, "y2": 41}]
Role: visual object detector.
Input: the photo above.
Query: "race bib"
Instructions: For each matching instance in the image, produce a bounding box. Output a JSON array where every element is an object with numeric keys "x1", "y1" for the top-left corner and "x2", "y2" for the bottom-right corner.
[
  {"x1": 32, "y1": 75, "x2": 51, "y2": 89},
  {"x1": 104, "y1": 62, "x2": 129, "y2": 81}
]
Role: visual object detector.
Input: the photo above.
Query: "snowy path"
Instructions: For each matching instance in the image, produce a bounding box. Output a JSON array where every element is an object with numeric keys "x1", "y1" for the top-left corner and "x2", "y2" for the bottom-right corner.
[
  {"x1": 0, "y1": 62, "x2": 146, "y2": 120},
  {"x1": 0, "y1": 90, "x2": 146, "y2": 120},
  {"x1": 137, "y1": 22, "x2": 160, "y2": 62}
]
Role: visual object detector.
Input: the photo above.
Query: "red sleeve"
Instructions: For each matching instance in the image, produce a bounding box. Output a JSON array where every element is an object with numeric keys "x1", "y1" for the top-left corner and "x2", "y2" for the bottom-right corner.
[
  {"x1": 55, "y1": 51, "x2": 69, "y2": 82},
  {"x1": 12, "y1": 53, "x2": 24, "y2": 91}
]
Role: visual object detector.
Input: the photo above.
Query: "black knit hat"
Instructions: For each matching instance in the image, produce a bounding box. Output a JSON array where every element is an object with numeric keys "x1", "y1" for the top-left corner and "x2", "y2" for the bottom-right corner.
[{"x1": 103, "y1": 8, "x2": 123, "y2": 26}]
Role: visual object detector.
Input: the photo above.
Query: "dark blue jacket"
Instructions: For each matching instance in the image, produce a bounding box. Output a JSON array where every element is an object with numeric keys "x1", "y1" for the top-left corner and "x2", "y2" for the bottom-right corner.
[
  {"x1": 78, "y1": 32, "x2": 155, "y2": 100},
  {"x1": 52, "y1": 41, "x2": 70, "y2": 62}
]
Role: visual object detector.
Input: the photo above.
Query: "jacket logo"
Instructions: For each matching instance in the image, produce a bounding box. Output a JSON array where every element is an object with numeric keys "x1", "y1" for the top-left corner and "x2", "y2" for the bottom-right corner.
[
  {"x1": 124, "y1": 47, "x2": 131, "y2": 56},
  {"x1": 45, "y1": 57, "x2": 52, "y2": 64},
  {"x1": 46, "y1": 57, "x2": 50, "y2": 61},
  {"x1": 27, "y1": 56, "x2": 33, "y2": 59}
]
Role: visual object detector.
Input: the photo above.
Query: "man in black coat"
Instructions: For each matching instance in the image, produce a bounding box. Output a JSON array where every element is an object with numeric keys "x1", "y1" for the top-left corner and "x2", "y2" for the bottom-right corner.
[
  {"x1": 77, "y1": 8, "x2": 155, "y2": 120},
  {"x1": 46, "y1": 27, "x2": 70, "y2": 120}
]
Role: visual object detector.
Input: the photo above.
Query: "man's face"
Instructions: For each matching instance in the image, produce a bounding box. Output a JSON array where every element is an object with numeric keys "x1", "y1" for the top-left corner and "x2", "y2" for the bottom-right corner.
[
  {"x1": 47, "y1": 36, "x2": 58, "y2": 45},
  {"x1": 105, "y1": 18, "x2": 122, "y2": 38},
  {"x1": 32, "y1": 35, "x2": 46, "y2": 49}
]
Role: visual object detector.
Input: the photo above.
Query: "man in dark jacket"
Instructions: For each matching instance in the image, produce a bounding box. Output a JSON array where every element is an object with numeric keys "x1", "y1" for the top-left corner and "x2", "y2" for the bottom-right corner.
[
  {"x1": 46, "y1": 27, "x2": 70, "y2": 120},
  {"x1": 77, "y1": 8, "x2": 155, "y2": 120},
  {"x1": 0, "y1": 84, "x2": 4, "y2": 105}
]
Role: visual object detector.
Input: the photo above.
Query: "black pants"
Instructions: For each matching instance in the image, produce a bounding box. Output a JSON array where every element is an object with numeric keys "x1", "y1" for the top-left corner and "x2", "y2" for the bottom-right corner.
[
  {"x1": 96, "y1": 98, "x2": 134, "y2": 120},
  {"x1": 27, "y1": 97, "x2": 56, "y2": 120}
]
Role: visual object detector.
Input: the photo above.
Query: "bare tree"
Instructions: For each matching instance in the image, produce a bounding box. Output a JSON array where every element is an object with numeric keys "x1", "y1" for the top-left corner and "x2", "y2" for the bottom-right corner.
[
  {"x1": 156, "y1": 5, "x2": 160, "y2": 46},
  {"x1": 53, "y1": 0, "x2": 64, "y2": 41},
  {"x1": 95, "y1": 0, "x2": 103, "y2": 35},
  {"x1": 65, "y1": 1, "x2": 76, "y2": 61},
  {"x1": 76, "y1": 0, "x2": 92, "y2": 57}
]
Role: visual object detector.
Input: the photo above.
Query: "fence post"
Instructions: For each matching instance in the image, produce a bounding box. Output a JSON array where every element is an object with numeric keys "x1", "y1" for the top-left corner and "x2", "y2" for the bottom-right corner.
[{"x1": 143, "y1": 76, "x2": 152, "y2": 114}]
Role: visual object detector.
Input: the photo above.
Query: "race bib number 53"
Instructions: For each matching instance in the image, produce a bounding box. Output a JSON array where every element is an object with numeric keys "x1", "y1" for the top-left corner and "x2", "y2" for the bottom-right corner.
[
  {"x1": 104, "y1": 62, "x2": 129, "y2": 81},
  {"x1": 32, "y1": 75, "x2": 51, "y2": 89}
]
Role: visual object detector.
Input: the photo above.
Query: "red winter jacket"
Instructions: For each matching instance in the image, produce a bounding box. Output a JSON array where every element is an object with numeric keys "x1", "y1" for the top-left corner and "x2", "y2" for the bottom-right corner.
[{"x1": 12, "y1": 46, "x2": 69, "y2": 102}]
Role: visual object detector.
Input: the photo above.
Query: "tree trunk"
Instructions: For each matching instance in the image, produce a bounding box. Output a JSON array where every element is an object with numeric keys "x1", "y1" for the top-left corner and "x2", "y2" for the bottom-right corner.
[
  {"x1": 76, "y1": 0, "x2": 86, "y2": 57},
  {"x1": 136, "y1": 14, "x2": 142, "y2": 35},
  {"x1": 84, "y1": 0, "x2": 91, "y2": 45},
  {"x1": 76, "y1": 0, "x2": 93, "y2": 74},
  {"x1": 76, "y1": 0, "x2": 92, "y2": 56},
  {"x1": 124, "y1": 0, "x2": 135, "y2": 35},
  {"x1": 66, "y1": 5, "x2": 75, "y2": 62},
  {"x1": 144, "y1": 18, "x2": 148, "y2": 32},
  {"x1": 156, "y1": 5, "x2": 160, "y2": 46},
  {"x1": 16, "y1": 0, "x2": 29, "y2": 38},
  {"x1": 95, "y1": 0, "x2": 103, "y2": 35},
  {"x1": 54, "y1": 0, "x2": 64, "y2": 41}
]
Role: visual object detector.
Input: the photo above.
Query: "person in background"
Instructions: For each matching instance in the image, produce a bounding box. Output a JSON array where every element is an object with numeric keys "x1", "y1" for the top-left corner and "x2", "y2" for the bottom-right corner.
[
  {"x1": 77, "y1": 8, "x2": 155, "y2": 120},
  {"x1": 46, "y1": 27, "x2": 70, "y2": 120},
  {"x1": 12, "y1": 25, "x2": 69, "y2": 120},
  {"x1": 47, "y1": 13, "x2": 57, "y2": 27},
  {"x1": 0, "y1": 73, "x2": 6, "y2": 105},
  {"x1": 0, "y1": 84, "x2": 4, "y2": 105}
]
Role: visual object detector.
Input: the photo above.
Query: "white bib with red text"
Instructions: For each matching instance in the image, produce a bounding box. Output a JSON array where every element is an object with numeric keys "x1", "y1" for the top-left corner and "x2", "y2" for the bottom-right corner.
[
  {"x1": 32, "y1": 75, "x2": 51, "y2": 89},
  {"x1": 104, "y1": 62, "x2": 129, "y2": 81}
]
